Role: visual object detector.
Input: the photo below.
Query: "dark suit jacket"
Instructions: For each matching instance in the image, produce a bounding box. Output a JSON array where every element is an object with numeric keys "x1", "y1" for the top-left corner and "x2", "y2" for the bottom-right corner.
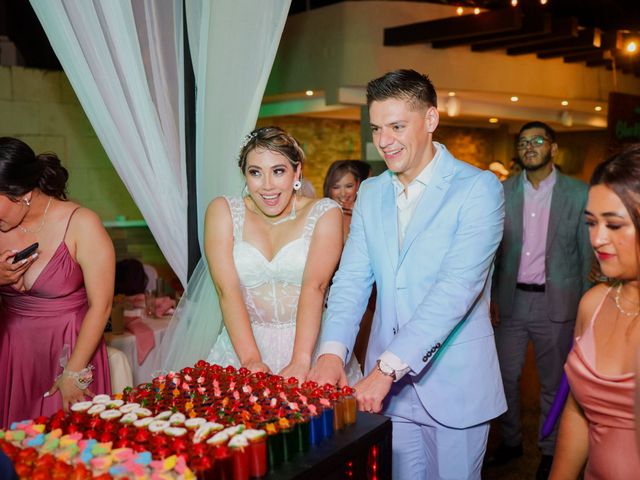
[{"x1": 493, "y1": 171, "x2": 593, "y2": 323}]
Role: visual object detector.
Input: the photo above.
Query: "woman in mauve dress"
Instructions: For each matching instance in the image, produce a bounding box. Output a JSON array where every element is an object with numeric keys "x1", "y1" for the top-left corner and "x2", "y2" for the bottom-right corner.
[
  {"x1": 0, "y1": 137, "x2": 113, "y2": 428},
  {"x1": 551, "y1": 144, "x2": 640, "y2": 479}
]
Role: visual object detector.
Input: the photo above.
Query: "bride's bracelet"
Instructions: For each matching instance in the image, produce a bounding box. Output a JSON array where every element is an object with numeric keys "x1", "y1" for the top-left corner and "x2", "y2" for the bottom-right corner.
[{"x1": 58, "y1": 365, "x2": 94, "y2": 390}]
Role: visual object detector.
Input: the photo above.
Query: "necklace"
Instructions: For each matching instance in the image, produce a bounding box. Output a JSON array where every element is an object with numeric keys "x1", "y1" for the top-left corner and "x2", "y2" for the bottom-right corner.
[
  {"x1": 614, "y1": 283, "x2": 640, "y2": 317},
  {"x1": 251, "y1": 195, "x2": 297, "y2": 225},
  {"x1": 18, "y1": 197, "x2": 53, "y2": 234}
]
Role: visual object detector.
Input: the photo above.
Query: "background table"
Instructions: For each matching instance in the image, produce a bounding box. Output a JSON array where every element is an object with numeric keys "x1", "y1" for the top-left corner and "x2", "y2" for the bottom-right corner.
[
  {"x1": 267, "y1": 412, "x2": 392, "y2": 480},
  {"x1": 104, "y1": 316, "x2": 170, "y2": 387}
]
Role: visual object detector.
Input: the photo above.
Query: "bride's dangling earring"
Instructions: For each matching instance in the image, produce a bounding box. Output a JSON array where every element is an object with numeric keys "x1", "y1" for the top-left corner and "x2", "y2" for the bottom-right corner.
[{"x1": 242, "y1": 184, "x2": 249, "y2": 196}]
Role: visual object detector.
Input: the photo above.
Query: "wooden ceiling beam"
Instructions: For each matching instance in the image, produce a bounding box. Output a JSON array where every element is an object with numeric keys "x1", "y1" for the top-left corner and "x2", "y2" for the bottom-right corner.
[
  {"x1": 586, "y1": 57, "x2": 613, "y2": 68},
  {"x1": 539, "y1": 31, "x2": 620, "y2": 59},
  {"x1": 384, "y1": 8, "x2": 522, "y2": 46},
  {"x1": 431, "y1": 12, "x2": 550, "y2": 49},
  {"x1": 563, "y1": 49, "x2": 613, "y2": 63},
  {"x1": 507, "y1": 27, "x2": 601, "y2": 55},
  {"x1": 471, "y1": 17, "x2": 578, "y2": 52}
]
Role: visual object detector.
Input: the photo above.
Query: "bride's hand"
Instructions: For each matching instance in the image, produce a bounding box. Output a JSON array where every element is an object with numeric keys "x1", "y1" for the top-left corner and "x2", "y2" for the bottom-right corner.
[
  {"x1": 279, "y1": 361, "x2": 310, "y2": 385},
  {"x1": 242, "y1": 360, "x2": 271, "y2": 375}
]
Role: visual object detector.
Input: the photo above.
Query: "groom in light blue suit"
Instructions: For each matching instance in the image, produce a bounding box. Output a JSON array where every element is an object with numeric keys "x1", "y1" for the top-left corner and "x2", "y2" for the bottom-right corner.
[{"x1": 310, "y1": 70, "x2": 507, "y2": 479}]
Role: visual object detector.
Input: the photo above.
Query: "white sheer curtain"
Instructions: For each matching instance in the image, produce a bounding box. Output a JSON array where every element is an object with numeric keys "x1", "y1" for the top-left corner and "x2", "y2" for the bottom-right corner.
[
  {"x1": 32, "y1": 0, "x2": 291, "y2": 372},
  {"x1": 159, "y1": 0, "x2": 291, "y2": 370},
  {"x1": 30, "y1": 0, "x2": 188, "y2": 286}
]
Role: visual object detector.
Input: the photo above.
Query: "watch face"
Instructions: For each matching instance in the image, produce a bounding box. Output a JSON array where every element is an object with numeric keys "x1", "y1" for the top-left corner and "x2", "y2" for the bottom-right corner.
[{"x1": 377, "y1": 360, "x2": 394, "y2": 377}]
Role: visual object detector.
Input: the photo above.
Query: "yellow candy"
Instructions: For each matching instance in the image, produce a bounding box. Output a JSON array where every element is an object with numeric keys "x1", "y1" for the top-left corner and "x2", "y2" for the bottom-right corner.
[
  {"x1": 33, "y1": 424, "x2": 46, "y2": 433},
  {"x1": 163, "y1": 455, "x2": 177, "y2": 471},
  {"x1": 183, "y1": 469, "x2": 196, "y2": 480}
]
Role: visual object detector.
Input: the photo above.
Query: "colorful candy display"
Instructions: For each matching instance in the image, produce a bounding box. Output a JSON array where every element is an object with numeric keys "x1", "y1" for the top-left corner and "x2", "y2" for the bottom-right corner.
[{"x1": 0, "y1": 361, "x2": 357, "y2": 479}]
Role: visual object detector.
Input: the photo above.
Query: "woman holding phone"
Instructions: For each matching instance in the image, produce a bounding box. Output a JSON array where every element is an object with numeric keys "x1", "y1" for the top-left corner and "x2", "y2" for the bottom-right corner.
[{"x1": 0, "y1": 137, "x2": 114, "y2": 428}]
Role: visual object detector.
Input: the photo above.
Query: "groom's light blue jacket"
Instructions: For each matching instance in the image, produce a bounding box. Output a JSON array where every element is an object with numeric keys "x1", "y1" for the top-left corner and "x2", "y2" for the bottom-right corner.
[{"x1": 320, "y1": 143, "x2": 507, "y2": 428}]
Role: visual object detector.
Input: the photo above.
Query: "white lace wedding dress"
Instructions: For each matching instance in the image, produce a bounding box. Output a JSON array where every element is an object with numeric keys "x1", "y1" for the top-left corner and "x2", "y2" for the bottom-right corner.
[{"x1": 206, "y1": 196, "x2": 362, "y2": 384}]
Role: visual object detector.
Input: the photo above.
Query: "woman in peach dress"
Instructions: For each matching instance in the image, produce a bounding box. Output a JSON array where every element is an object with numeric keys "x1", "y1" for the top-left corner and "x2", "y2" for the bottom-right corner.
[{"x1": 551, "y1": 145, "x2": 640, "y2": 479}]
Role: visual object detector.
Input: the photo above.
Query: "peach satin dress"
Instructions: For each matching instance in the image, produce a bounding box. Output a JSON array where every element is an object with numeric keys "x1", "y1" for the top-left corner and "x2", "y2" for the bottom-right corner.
[{"x1": 564, "y1": 288, "x2": 640, "y2": 479}]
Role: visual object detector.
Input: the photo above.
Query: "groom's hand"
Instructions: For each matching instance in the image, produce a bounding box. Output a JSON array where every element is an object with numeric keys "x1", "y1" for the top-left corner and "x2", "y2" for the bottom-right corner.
[
  {"x1": 308, "y1": 354, "x2": 347, "y2": 387},
  {"x1": 353, "y1": 369, "x2": 393, "y2": 413}
]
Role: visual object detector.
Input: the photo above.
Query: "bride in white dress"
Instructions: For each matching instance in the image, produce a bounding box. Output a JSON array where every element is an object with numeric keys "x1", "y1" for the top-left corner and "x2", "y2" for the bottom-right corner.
[{"x1": 204, "y1": 127, "x2": 360, "y2": 384}]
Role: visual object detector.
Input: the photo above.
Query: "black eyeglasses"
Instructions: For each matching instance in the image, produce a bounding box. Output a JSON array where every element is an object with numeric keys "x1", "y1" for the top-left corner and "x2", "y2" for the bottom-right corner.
[{"x1": 517, "y1": 135, "x2": 550, "y2": 149}]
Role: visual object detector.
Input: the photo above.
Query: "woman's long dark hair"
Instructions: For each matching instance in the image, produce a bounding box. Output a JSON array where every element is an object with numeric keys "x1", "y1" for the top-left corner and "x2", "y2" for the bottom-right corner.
[{"x1": 0, "y1": 137, "x2": 68, "y2": 200}]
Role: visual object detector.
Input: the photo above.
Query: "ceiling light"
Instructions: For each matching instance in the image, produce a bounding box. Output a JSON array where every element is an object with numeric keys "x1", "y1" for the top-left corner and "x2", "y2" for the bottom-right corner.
[
  {"x1": 594, "y1": 105, "x2": 602, "y2": 112},
  {"x1": 456, "y1": 7, "x2": 464, "y2": 15},
  {"x1": 559, "y1": 110, "x2": 573, "y2": 127},
  {"x1": 540, "y1": 0, "x2": 548, "y2": 5},
  {"x1": 474, "y1": 8, "x2": 481, "y2": 15},
  {"x1": 446, "y1": 97, "x2": 461, "y2": 117},
  {"x1": 511, "y1": 0, "x2": 518, "y2": 6},
  {"x1": 305, "y1": 90, "x2": 314, "y2": 96},
  {"x1": 561, "y1": 100, "x2": 569, "y2": 106},
  {"x1": 448, "y1": 91, "x2": 456, "y2": 97},
  {"x1": 626, "y1": 40, "x2": 638, "y2": 54},
  {"x1": 510, "y1": 96, "x2": 519, "y2": 102},
  {"x1": 489, "y1": 118, "x2": 499, "y2": 124}
]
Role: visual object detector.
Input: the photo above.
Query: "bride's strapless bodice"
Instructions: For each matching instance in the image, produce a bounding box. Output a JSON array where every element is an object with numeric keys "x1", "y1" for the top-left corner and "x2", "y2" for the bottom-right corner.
[
  {"x1": 207, "y1": 195, "x2": 362, "y2": 381},
  {"x1": 226, "y1": 196, "x2": 338, "y2": 328}
]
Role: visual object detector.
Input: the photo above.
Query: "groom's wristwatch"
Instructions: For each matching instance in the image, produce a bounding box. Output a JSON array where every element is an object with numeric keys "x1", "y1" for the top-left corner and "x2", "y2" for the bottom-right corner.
[{"x1": 376, "y1": 359, "x2": 397, "y2": 381}]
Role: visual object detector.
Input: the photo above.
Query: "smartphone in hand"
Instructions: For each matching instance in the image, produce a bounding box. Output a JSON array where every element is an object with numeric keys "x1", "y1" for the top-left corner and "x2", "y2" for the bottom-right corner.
[{"x1": 12, "y1": 242, "x2": 39, "y2": 264}]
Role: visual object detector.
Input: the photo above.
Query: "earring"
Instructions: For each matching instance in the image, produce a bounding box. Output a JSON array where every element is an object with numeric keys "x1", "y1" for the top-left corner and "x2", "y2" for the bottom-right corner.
[
  {"x1": 293, "y1": 180, "x2": 302, "y2": 191},
  {"x1": 242, "y1": 184, "x2": 249, "y2": 196},
  {"x1": 23, "y1": 197, "x2": 30, "y2": 207}
]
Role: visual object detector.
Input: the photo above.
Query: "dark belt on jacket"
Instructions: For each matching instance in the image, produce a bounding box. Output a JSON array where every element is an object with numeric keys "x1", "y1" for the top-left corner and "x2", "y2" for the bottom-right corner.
[{"x1": 516, "y1": 282, "x2": 545, "y2": 292}]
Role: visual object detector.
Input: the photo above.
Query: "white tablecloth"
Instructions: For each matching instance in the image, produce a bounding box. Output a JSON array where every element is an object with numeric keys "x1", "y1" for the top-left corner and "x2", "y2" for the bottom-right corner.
[
  {"x1": 104, "y1": 317, "x2": 170, "y2": 387},
  {"x1": 106, "y1": 346, "x2": 134, "y2": 394}
]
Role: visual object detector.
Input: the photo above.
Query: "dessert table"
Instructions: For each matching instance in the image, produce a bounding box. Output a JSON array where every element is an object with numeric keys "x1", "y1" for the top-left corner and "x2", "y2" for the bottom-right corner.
[
  {"x1": 104, "y1": 316, "x2": 171, "y2": 387},
  {"x1": 1, "y1": 359, "x2": 393, "y2": 479}
]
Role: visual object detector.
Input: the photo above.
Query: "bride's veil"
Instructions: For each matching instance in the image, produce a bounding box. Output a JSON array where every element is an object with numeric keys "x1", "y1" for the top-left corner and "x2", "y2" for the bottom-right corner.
[{"x1": 156, "y1": 258, "x2": 223, "y2": 372}]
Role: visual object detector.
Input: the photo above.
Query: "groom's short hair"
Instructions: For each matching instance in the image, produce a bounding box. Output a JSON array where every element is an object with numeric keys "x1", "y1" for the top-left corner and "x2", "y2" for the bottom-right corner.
[{"x1": 366, "y1": 69, "x2": 437, "y2": 111}]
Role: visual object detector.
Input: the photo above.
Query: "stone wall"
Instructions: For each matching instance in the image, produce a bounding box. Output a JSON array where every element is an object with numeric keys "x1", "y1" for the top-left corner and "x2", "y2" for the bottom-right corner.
[
  {"x1": 0, "y1": 66, "x2": 141, "y2": 220},
  {"x1": 0, "y1": 66, "x2": 168, "y2": 271},
  {"x1": 256, "y1": 116, "x2": 361, "y2": 196}
]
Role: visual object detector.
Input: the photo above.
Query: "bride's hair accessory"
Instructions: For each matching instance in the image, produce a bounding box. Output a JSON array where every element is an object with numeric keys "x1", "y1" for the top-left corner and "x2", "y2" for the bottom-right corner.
[
  {"x1": 238, "y1": 127, "x2": 305, "y2": 172},
  {"x1": 240, "y1": 131, "x2": 258, "y2": 151}
]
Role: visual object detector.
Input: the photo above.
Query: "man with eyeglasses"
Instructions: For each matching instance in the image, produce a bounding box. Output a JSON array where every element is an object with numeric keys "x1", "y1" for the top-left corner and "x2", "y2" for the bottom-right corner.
[{"x1": 487, "y1": 121, "x2": 593, "y2": 479}]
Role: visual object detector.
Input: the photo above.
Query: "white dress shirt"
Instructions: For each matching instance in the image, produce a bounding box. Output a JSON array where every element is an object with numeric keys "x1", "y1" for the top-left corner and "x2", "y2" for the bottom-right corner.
[{"x1": 319, "y1": 144, "x2": 442, "y2": 381}]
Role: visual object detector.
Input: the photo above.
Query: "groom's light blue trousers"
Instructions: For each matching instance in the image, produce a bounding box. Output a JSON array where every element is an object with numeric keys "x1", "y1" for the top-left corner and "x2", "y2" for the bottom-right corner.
[{"x1": 385, "y1": 378, "x2": 490, "y2": 479}]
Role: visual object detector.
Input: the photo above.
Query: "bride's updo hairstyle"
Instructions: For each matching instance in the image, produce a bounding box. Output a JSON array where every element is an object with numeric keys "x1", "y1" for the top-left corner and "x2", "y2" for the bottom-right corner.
[
  {"x1": 0, "y1": 137, "x2": 69, "y2": 201},
  {"x1": 238, "y1": 126, "x2": 305, "y2": 173}
]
